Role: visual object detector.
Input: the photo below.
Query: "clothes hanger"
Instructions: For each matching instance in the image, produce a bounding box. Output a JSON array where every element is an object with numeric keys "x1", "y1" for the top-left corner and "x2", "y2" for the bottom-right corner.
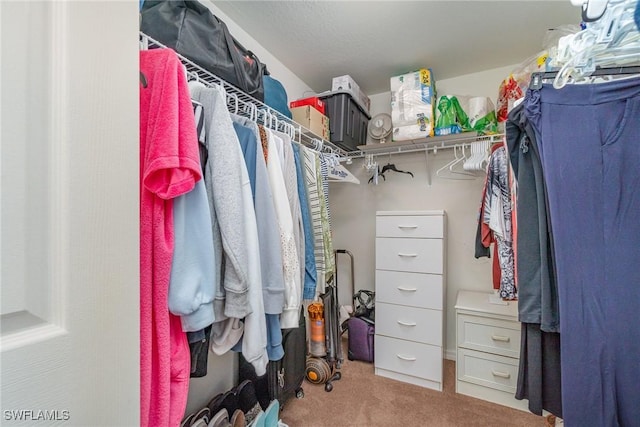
[
  {"x1": 140, "y1": 71, "x2": 148, "y2": 88},
  {"x1": 551, "y1": 0, "x2": 640, "y2": 87},
  {"x1": 448, "y1": 145, "x2": 476, "y2": 178},
  {"x1": 368, "y1": 166, "x2": 385, "y2": 184},
  {"x1": 570, "y1": 0, "x2": 610, "y2": 22},
  {"x1": 436, "y1": 145, "x2": 475, "y2": 180},
  {"x1": 378, "y1": 153, "x2": 414, "y2": 178},
  {"x1": 380, "y1": 163, "x2": 414, "y2": 178}
]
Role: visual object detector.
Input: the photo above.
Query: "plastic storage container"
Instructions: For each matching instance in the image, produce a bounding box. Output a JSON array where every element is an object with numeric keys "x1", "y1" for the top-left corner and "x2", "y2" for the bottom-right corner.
[{"x1": 319, "y1": 91, "x2": 371, "y2": 152}]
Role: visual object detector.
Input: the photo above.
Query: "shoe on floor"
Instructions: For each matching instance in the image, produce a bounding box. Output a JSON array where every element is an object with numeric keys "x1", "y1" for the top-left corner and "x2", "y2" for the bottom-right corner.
[
  {"x1": 208, "y1": 408, "x2": 230, "y2": 427},
  {"x1": 230, "y1": 409, "x2": 246, "y2": 427},
  {"x1": 236, "y1": 380, "x2": 261, "y2": 425},
  {"x1": 191, "y1": 407, "x2": 211, "y2": 426},
  {"x1": 181, "y1": 413, "x2": 195, "y2": 427},
  {"x1": 192, "y1": 419, "x2": 209, "y2": 427}
]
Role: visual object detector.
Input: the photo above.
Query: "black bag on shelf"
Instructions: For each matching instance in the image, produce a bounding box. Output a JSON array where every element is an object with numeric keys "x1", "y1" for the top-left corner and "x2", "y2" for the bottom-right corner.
[{"x1": 141, "y1": 0, "x2": 267, "y2": 101}]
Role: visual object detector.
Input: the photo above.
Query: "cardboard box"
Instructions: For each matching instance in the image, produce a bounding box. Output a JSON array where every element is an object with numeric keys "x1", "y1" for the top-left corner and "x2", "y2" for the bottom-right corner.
[
  {"x1": 331, "y1": 74, "x2": 371, "y2": 114},
  {"x1": 390, "y1": 68, "x2": 436, "y2": 140},
  {"x1": 291, "y1": 106, "x2": 329, "y2": 140},
  {"x1": 290, "y1": 96, "x2": 326, "y2": 115}
]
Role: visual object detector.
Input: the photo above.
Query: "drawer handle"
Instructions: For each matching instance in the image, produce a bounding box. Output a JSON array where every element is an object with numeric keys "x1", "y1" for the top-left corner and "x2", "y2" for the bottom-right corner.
[
  {"x1": 491, "y1": 335, "x2": 510, "y2": 343},
  {"x1": 491, "y1": 370, "x2": 511, "y2": 379},
  {"x1": 397, "y1": 320, "x2": 417, "y2": 327},
  {"x1": 396, "y1": 354, "x2": 417, "y2": 361},
  {"x1": 398, "y1": 253, "x2": 418, "y2": 258},
  {"x1": 397, "y1": 286, "x2": 417, "y2": 292},
  {"x1": 398, "y1": 225, "x2": 418, "y2": 229}
]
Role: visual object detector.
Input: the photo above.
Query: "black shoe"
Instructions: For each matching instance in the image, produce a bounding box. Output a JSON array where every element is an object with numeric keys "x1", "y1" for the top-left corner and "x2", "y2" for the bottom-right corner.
[{"x1": 236, "y1": 380, "x2": 262, "y2": 425}]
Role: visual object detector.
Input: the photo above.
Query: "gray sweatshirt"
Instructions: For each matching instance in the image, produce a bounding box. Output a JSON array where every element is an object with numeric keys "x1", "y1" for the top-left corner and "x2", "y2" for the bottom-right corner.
[{"x1": 190, "y1": 83, "x2": 251, "y2": 320}]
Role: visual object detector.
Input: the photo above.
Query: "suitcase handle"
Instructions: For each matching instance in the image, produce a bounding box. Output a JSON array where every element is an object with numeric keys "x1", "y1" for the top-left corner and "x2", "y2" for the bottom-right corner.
[
  {"x1": 397, "y1": 320, "x2": 417, "y2": 327},
  {"x1": 396, "y1": 354, "x2": 417, "y2": 361},
  {"x1": 397, "y1": 286, "x2": 417, "y2": 292},
  {"x1": 398, "y1": 253, "x2": 418, "y2": 257}
]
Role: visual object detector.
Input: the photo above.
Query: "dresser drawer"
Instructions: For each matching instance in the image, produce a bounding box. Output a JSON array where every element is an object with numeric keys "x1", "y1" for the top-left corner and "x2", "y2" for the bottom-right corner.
[
  {"x1": 457, "y1": 314, "x2": 520, "y2": 359},
  {"x1": 375, "y1": 335, "x2": 442, "y2": 382},
  {"x1": 457, "y1": 348, "x2": 519, "y2": 393},
  {"x1": 376, "y1": 303, "x2": 442, "y2": 346},
  {"x1": 376, "y1": 270, "x2": 442, "y2": 310},
  {"x1": 376, "y1": 215, "x2": 443, "y2": 239},
  {"x1": 376, "y1": 238, "x2": 443, "y2": 274}
]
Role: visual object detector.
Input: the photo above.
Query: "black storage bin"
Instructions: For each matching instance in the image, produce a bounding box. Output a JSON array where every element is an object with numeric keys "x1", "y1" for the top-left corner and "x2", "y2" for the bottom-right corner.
[{"x1": 319, "y1": 92, "x2": 370, "y2": 152}]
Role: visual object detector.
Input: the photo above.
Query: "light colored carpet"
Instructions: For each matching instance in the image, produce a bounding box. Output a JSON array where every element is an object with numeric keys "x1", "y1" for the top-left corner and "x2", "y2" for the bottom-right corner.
[{"x1": 280, "y1": 338, "x2": 544, "y2": 427}]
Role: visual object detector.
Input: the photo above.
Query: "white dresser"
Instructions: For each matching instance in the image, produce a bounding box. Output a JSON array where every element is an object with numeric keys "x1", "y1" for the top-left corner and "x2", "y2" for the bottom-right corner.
[
  {"x1": 455, "y1": 290, "x2": 528, "y2": 411},
  {"x1": 374, "y1": 210, "x2": 446, "y2": 391}
]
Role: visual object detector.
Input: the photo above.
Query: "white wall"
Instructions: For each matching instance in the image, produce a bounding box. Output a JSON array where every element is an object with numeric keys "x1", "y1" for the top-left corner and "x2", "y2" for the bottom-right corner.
[{"x1": 331, "y1": 64, "x2": 516, "y2": 359}]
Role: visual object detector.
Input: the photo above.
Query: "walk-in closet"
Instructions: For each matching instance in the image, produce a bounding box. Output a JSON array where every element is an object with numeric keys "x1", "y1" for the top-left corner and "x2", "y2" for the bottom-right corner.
[{"x1": 2, "y1": 1, "x2": 639, "y2": 427}]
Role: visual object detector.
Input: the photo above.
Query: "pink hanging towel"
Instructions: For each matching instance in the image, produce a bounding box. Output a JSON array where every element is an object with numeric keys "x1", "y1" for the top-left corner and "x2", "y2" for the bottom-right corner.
[{"x1": 140, "y1": 48, "x2": 201, "y2": 427}]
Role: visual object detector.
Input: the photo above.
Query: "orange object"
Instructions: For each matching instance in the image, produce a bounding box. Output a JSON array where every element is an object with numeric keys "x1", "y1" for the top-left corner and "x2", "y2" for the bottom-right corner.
[{"x1": 308, "y1": 303, "x2": 326, "y2": 357}]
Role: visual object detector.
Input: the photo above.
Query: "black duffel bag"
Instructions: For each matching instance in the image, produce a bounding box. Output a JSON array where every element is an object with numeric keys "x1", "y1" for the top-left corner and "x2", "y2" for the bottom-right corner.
[{"x1": 141, "y1": 0, "x2": 267, "y2": 101}]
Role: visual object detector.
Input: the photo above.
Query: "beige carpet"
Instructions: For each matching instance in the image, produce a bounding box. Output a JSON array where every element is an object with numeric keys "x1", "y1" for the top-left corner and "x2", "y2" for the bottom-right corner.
[{"x1": 280, "y1": 338, "x2": 544, "y2": 427}]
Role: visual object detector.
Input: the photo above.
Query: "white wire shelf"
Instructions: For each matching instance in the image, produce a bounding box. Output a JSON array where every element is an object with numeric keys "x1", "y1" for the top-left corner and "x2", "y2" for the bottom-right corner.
[
  {"x1": 140, "y1": 32, "x2": 348, "y2": 158},
  {"x1": 349, "y1": 132, "x2": 504, "y2": 158}
]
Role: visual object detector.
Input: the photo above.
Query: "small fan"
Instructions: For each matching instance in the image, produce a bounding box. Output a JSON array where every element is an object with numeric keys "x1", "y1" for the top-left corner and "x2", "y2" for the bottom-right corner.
[{"x1": 368, "y1": 113, "x2": 392, "y2": 144}]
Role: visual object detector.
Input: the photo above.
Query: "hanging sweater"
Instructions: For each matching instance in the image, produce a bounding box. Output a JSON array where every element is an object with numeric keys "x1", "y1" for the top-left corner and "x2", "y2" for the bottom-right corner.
[
  {"x1": 231, "y1": 117, "x2": 284, "y2": 361},
  {"x1": 189, "y1": 83, "x2": 251, "y2": 321},
  {"x1": 277, "y1": 132, "x2": 306, "y2": 290},
  {"x1": 266, "y1": 128, "x2": 301, "y2": 329},
  {"x1": 192, "y1": 85, "x2": 267, "y2": 374},
  {"x1": 231, "y1": 116, "x2": 286, "y2": 314},
  {"x1": 140, "y1": 48, "x2": 201, "y2": 427}
]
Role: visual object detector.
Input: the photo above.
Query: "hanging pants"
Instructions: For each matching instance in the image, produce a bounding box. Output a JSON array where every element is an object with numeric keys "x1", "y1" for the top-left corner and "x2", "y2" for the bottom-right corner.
[{"x1": 525, "y1": 77, "x2": 640, "y2": 427}]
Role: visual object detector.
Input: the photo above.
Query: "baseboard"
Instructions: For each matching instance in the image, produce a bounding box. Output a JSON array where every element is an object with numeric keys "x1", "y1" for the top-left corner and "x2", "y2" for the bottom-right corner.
[{"x1": 444, "y1": 348, "x2": 456, "y2": 361}]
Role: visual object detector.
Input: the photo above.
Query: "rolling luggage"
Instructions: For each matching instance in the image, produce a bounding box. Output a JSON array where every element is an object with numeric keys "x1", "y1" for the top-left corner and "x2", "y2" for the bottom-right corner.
[
  {"x1": 335, "y1": 249, "x2": 375, "y2": 363},
  {"x1": 239, "y1": 307, "x2": 305, "y2": 410},
  {"x1": 347, "y1": 316, "x2": 375, "y2": 363}
]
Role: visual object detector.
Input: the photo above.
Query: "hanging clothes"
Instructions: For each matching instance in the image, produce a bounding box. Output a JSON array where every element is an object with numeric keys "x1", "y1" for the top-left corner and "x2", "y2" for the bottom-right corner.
[
  {"x1": 317, "y1": 154, "x2": 335, "y2": 284},
  {"x1": 190, "y1": 83, "x2": 267, "y2": 375},
  {"x1": 506, "y1": 101, "x2": 562, "y2": 418},
  {"x1": 525, "y1": 76, "x2": 640, "y2": 427},
  {"x1": 506, "y1": 101, "x2": 559, "y2": 332},
  {"x1": 293, "y1": 143, "x2": 317, "y2": 301},
  {"x1": 140, "y1": 48, "x2": 202, "y2": 427},
  {"x1": 304, "y1": 148, "x2": 327, "y2": 294},
  {"x1": 263, "y1": 126, "x2": 301, "y2": 329},
  {"x1": 168, "y1": 104, "x2": 216, "y2": 334},
  {"x1": 231, "y1": 115, "x2": 285, "y2": 361},
  {"x1": 478, "y1": 142, "x2": 517, "y2": 300},
  {"x1": 230, "y1": 117, "x2": 285, "y2": 315},
  {"x1": 277, "y1": 130, "x2": 306, "y2": 293}
]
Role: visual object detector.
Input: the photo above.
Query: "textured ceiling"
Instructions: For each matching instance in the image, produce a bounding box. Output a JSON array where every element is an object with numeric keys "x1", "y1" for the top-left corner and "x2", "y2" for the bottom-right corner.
[{"x1": 211, "y1": 1, "x2": 582, "y2": 95}]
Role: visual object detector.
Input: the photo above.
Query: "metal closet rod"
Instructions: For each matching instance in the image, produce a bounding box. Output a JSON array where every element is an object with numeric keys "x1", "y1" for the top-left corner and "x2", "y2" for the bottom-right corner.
[{"x1": 139, "y1": 32, "x2": 347, "y2": 158}]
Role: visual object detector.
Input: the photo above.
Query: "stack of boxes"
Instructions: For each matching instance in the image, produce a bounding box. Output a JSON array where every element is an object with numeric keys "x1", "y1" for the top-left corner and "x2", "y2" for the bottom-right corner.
[
  {"x1": 289, "y1": 96, "x2": 329, "y2": 140},
  {"x1": 390, "y1": 68, "x2": 436, "y2": 141}
]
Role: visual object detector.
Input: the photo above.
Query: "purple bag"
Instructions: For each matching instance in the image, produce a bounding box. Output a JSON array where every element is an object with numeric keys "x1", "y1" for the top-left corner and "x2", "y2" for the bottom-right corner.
[{"x1": 347, "y1": 317, "x2": 375, "y2": 363}]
